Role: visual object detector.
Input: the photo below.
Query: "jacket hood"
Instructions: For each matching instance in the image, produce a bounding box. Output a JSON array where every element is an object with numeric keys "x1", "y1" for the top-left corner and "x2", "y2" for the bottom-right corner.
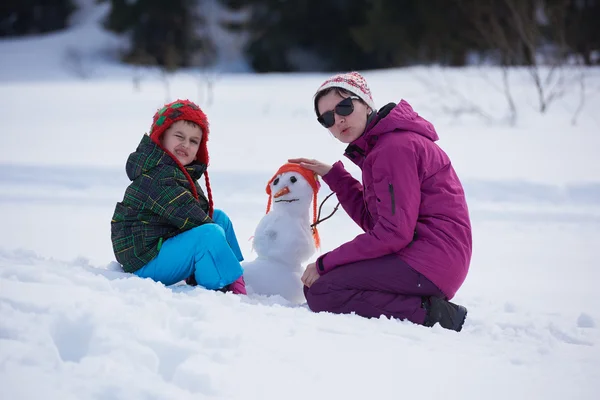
[
  {"x1": 344, "y1": 100, "x2": 438, "y2": 166},
  {"x1": 368, "y1": 100, "x2": 438, "y2": 142},
  {"x1": 126, "y1": 135, "x2": 207, "y2": 181}
]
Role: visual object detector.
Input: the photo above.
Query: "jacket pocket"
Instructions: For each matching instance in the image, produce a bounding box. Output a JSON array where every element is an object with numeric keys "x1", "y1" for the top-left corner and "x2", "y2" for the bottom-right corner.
[{"x1": 388, "y1": 183, "x2": 396, "y2": 216}]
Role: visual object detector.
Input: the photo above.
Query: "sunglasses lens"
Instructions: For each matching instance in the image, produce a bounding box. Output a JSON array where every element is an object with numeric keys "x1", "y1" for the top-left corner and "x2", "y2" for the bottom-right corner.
[
  {"x1": 335, "y1": 97, "x2": 354, "y2": 116},
  {"x1": 318, "y1": 111, "x2": 335, "y2": 128},
  {"x1": 317, "y1": 97, "x2": 355, "y2": 128}
]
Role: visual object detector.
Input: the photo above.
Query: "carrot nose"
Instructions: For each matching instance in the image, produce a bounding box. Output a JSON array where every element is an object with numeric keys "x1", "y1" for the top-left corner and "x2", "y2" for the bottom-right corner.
[{"x1": 273, "y1": 186, "x2": 290, "y2": 198}]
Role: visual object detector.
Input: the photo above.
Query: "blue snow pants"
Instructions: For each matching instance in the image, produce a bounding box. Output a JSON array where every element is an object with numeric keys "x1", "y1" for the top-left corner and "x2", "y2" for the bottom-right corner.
[{"x1": 134, "y1": 209, "x2": 244, "y2": 289}]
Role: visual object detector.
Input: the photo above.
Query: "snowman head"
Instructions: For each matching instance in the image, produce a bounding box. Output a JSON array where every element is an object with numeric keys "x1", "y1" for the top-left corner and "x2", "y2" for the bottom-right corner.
[{"x1": 265, "y1": 163, "x2": 321, "y2": 248}]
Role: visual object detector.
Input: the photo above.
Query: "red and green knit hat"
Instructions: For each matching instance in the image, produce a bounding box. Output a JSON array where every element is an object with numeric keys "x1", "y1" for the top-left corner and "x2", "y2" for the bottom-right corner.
[
  {"x1": 149, "y1": 99, "x2": 210, "y2": 165},
  {"x1": 149, "y1": 99, "x2": 214, "y2": 217}
]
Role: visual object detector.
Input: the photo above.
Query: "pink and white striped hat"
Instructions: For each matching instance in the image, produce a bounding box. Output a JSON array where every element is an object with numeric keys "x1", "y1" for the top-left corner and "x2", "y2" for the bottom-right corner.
[{"x1": 314, "y1": 71, "x2": 375, "y2": 111}]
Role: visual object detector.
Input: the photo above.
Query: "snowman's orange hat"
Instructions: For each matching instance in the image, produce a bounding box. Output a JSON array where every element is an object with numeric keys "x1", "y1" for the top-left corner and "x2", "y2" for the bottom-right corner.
[{"x1": 265, "y1": 163, "x2": 321, "y2": 249}]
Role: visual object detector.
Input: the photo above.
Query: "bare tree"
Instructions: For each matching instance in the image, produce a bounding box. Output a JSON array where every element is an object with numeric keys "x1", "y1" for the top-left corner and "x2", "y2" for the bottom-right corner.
[
  {"x1": 122, "y1": 47, "x2": 158, "y2": 93},
  {"x1": 63, "y1": 47, "x2": 94, "y2": 79},
  {"x1": 132, "y1": 67, "x2": 142, "y2": 92},
  {"x1": 503, "y1": 0, "x2": 572, "y2": 113},
  {"x1": 456, "y1": 0, "x2": 574, "y2": 115},
  {"x1": 570, "y1": 68, "x2": 586, "y2": 125},
  {"x1": 190, "y1": 0, "x2": 222, "y2": 106},
  {"x1": 500, "y1": 67, "x2": 518, "y2": 125},
  {"x1": 160, "y1": 44, "x2": 182, "y2": 102},
  {"x1": 450, "y1": 0, "x2": 520, "y2": 122},
  {"x1": 413, "y1": 68, "x2": 496, "y2": 123},
  {"x1": 476, "y1": 65, "x2": 519, "y2": 125},
  {"x1": 196, "y1": 68, "x2": 220, "y2": 107}
]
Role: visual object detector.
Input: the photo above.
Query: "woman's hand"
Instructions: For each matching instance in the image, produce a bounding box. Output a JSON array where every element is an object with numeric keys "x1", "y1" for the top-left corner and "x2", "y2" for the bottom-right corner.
[
  {"x1": 301, "y1": 262, "x2": 321, "y2": 288},
  {"x1": 288, "y1": 158, "x2": 332, "y2": 177}
]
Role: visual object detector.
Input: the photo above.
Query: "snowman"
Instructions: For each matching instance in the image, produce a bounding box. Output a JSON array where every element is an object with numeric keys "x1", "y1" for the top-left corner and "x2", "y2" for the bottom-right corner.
[{"x1": 243, "y1": 163, "x2": 321, "y2": 304}]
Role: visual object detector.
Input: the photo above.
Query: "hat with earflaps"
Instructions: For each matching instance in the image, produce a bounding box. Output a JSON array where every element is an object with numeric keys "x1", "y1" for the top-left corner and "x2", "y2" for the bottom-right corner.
[
  {"x1": 265, "y1": 163, "x2": 321, "y2": 250},
  {"x1": 148, "y1": 99, "x2": 214, "y2": 217}
]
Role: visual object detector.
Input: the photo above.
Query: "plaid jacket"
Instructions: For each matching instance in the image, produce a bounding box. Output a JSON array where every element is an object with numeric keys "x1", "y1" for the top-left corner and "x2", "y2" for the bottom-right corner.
[{"x1": 111, "y1": 135, "x2": 212, "y2": 273}]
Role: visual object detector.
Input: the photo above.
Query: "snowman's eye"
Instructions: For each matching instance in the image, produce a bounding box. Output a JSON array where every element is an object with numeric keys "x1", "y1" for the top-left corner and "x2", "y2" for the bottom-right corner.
[
  {"x1": 290, "y1": 176, "x2": 297, "y2": 183},
  {"x1": 273, "y1": 178, "x2": 279, "y2": 185}
]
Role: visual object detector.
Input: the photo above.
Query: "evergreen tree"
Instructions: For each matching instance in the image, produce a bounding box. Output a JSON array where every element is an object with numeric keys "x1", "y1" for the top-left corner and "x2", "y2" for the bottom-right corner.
[
  {"x1": 350, "y1": 0, "x2": 476, "y2": 67},
  {"x1": 220, "y1": 0, "x2": 598, "y2": 71},
  {"x1": 221, "y1": 0, "x2": 481, "y2": 71},
  {"x1": 414, "y1": 0, "x2": 481, "y2": 66},
  {"x1": 101, "y1": 0, "x2": 216, "y2": 69},
  {"x1": 221, "y1": 0, "x2": 374, "y2": 72},
  {"x1": 563, "y1": 0, "x2": 600, "y2": 65},
  {"x1": 1, "y1": 0, "x2": 76, "y2": 37}
]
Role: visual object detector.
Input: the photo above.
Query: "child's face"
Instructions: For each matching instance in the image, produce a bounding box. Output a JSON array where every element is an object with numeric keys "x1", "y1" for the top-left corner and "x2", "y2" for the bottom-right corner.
[{"x1": 160, "y1": 120, "x2": 203, "y2": 166}]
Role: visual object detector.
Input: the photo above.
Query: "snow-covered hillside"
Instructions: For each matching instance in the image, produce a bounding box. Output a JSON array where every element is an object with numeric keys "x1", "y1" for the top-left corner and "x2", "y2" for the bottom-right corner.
[{"x1": 1, "y1": 1, "x2": 599, "y2": 399}]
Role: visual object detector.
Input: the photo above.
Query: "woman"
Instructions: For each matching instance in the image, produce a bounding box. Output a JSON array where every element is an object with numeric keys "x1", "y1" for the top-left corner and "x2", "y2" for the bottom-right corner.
[{"x1": 290, "y1": 71, "x2": 472, "y2": 332}]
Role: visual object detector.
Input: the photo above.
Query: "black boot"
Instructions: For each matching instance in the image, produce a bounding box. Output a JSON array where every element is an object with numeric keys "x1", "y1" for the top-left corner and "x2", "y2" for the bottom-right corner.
[
  {"x1": 423, "y1": 296, "x2": 468, "y2": 332},
  {"x1": 185, "y1": 275, "x2": 198, "y2": 286}
]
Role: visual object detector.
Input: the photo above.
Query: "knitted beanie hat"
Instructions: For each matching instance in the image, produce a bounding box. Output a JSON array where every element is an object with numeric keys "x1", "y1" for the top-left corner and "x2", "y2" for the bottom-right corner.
[
  {"x1": 314, "y1": 71, "x2": 375, "y2": 116},
  {"x1": 149, "y1": 99, "x2": 214, "y2": 217},
  {"x1": 265, "y1": 163, "x2": 321, "y2": 249}
]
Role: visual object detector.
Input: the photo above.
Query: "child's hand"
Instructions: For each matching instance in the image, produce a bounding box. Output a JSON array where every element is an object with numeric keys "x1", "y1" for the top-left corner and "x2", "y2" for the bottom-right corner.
[
  {"x1": 229, "y1": 276, "x2": 247, "y2": 295},
  {"x1": 301, "y1": 262, "x2": 320, "y2": 288}
]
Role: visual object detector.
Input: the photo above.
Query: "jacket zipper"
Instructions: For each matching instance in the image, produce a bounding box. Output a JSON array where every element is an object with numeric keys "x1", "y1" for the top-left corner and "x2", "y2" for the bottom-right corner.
[
  {"x1": 389, "y1": 183, "x2": 396, "y2": 216},
  {"x1": 362, "y1": 177, "x2": 373, "y2": 220}
]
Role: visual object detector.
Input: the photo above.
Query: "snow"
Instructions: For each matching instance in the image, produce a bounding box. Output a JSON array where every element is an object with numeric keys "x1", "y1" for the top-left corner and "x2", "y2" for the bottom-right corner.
[{"x1": 1, "y1": 2, "x2": 600, "y2": 399}]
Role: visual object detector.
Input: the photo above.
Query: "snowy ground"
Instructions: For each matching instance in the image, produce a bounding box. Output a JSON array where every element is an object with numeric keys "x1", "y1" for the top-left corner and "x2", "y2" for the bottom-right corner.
[{"x1": 1, "y1": 2, "x2": 600, "y2": 399}]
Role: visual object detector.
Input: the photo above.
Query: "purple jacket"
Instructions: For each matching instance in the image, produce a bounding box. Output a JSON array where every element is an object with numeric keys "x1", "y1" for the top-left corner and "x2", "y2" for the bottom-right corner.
[{"x1": 318, "y1": 100, "x2": 472, "y2": 299}]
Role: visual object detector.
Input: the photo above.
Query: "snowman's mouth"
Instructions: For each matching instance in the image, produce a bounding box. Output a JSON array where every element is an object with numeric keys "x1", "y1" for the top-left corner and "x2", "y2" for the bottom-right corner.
[{"x1": 274, "y1": 198, "x2": 299, "y2": 203}]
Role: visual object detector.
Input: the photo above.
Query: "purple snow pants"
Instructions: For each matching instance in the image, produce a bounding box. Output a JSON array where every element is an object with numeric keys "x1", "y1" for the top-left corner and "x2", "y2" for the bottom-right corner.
[{"x1": 304, "y1": 254, "x2": 445, "y2": 325}]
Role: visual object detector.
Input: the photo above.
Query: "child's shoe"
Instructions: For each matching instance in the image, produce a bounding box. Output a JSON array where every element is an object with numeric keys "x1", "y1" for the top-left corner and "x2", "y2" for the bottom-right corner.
[
  {"x1": 423, "y1": 296, "x2": 467, "y2": 332},
  {"x1": 185, "y1": 275, "x2": 246, "y2": 295},
  {"x1": 229, "y1": 276, "x2": 247, "y2": 295}
]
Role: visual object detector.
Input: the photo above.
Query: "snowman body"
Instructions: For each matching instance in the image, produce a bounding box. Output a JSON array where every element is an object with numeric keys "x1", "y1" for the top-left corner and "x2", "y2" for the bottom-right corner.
[{"x1": 243, "y1": 171, "x2": 317, "y2": 303}]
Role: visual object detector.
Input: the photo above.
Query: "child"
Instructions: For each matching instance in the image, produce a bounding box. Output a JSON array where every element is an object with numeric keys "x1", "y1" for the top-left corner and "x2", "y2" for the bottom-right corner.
[{"x1": 111, "y1": 99, "x2": 246, "y2": 294}]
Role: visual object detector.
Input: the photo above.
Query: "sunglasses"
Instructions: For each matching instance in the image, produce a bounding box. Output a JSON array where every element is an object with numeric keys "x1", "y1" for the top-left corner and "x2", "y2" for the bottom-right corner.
[{"x1": 317, "y1": 96, "x2": 359, "y2": 128}]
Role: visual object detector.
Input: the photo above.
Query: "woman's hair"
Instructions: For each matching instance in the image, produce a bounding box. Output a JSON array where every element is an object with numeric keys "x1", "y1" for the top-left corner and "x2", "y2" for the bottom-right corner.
[{"x1": 313, "y1": 87, "x2": 368, "y2": 117}]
